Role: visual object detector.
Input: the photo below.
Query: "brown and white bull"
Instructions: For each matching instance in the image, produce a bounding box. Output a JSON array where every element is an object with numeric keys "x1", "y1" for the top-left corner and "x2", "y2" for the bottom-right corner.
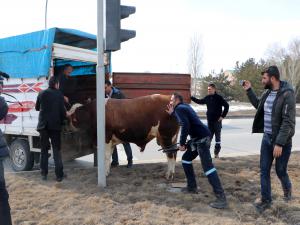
[{"x1": 68, "y1": 94, "x2": 180, "y2": 179}]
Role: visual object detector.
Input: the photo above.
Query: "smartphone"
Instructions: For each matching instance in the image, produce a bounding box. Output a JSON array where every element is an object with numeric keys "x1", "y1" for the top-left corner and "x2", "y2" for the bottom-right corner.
[{"x1": 239, "y1": 80, "x2": 245, "y2": 86}]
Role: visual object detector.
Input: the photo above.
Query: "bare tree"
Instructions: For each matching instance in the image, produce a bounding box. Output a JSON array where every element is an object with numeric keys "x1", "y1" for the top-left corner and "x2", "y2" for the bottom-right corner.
[
  {"x1": 188, "y1": 34, "x2": 203, "y2": 96},
  {"x1": 265, "y1": 38, "x2": 300, "y2": 98}
]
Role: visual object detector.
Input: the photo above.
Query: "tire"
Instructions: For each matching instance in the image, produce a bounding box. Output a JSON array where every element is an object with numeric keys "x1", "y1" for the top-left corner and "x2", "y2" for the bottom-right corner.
[{"x1": 9, "y1": 139, "x2": 34, "y2": 171}]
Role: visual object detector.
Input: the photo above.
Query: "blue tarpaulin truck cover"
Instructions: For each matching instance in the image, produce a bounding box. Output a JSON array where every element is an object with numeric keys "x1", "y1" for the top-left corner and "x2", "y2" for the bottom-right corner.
[{"x1": 0, "y1": 28, "x2": 97, "y2": 78}]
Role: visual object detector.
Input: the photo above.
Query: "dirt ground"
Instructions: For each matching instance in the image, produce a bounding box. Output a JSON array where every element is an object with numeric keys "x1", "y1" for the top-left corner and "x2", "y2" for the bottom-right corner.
[{"x1": 5, "y1": 152, "x2": 300, "y2": 225}]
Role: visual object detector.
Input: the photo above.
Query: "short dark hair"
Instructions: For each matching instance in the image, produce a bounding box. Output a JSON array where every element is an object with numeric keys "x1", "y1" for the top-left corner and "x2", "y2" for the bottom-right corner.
[
  {"x1": 173, "y1": 92, "x2": 183, "y2": 103},
  {"x1": 261, "y1": 65, "x2": 280, "y2": 80},
  {"x1": 208, "y1": 83, "x2": 216, "y2": 89},
  {"x1": 48, "y1": 76, "x2": 59, "y2": 89},
  {"x1": 64, "y1": 64, "x2": 73, "y2": 70},
  {"x1": 105, "y1": 80, "x2": 112, "y2": 86}
]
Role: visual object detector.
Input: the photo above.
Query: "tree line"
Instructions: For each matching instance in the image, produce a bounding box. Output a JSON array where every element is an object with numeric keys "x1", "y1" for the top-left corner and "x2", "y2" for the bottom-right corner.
[{"x1": 189, "y1": 36, "x2": 300, "y2": 102}]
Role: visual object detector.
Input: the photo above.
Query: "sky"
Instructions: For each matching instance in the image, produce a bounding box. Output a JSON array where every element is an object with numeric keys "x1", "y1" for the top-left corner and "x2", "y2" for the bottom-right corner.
[{"x1": 1, "y1": 0, "x2": 300, "y2": 75}]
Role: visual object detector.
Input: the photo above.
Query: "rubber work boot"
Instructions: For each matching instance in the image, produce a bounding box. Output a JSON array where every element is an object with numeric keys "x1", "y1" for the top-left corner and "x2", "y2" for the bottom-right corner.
[
  {"x1": 127, "y1": 160, "x2": 133, "y2": 168},
  {"x1": 209, "y1": 193, "x2": 227, "y2": 209},
  {"x1": 181, "y1": 186, "x2": 198, "y2": 194},
  {"x1": 283, "y1": 188, "x2": 292, "y2": 202},
  {"x1": 111, "y1": 161, "x2": 119, "y2": 168},
  {"x1": 254, "y1": 199, "x2": 272, "y2": 213}
]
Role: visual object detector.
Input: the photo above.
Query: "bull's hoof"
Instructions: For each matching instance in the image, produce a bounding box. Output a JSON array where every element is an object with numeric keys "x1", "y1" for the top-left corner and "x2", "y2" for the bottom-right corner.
[{"x1": 165, "y1": 172, "x2": 174, "y2": 180}]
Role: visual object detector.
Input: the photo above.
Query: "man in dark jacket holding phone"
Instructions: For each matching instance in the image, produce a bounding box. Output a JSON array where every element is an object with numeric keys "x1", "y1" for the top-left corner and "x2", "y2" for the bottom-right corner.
[{"x1": 242, "y1": 65, "x2": 295, "y2": 213}]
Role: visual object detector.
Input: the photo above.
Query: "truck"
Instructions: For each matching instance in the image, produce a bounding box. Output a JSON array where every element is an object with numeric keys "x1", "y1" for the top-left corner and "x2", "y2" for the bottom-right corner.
[
  {"x1": 0, "y1": 28, "x2": 107, "y2": 171},
  {"x1": 0, "y1": 28, "x2": 191, "y2": 172}
]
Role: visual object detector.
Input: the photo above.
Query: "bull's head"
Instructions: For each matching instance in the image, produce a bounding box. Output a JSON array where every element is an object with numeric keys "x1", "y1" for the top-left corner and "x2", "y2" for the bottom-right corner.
[{"x1": 67, "y1": 103, "x2": 84, "y2": 132}]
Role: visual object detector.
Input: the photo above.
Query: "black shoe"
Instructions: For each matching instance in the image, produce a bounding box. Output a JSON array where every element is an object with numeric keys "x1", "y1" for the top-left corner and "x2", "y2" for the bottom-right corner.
[
  {"x1": 283, "y1": 189, "x2": 292, "y2": 202},
  {"x1": 56, "y1": 173, "x2": 67, "y2": 182},
  {"x1": 127, "y1": 161, "x2": 133, "y2": 168},
  {"x1": 41, "y1": 175, "x2": 47, "y2": 181},
  {"x1": 209, "y1": 193, "x2": 227, "y2": 209},
  {"x1": 181, "y1": 187, "x2": 198, "y2": 194},
  {"x1": 111, "y1": 162, "x2": 119, "y2": 167},
  {"x1": 254, "y1": 200, "x2": 272, "y2": 213},
  {"x1": 214, "y1": 154, "x2": 219, "y2": 159}
]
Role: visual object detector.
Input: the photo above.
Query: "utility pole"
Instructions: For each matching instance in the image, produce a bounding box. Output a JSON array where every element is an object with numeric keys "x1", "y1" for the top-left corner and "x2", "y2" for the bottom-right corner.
[{"x1": 96, "y1": 0, "x2": 106, "y2": 187}]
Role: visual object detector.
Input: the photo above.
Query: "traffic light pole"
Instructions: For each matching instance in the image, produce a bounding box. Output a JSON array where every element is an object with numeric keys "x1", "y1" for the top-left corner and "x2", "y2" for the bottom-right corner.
[{"x1": 96, "y1": 0, "x2": 106, "y2": 187}]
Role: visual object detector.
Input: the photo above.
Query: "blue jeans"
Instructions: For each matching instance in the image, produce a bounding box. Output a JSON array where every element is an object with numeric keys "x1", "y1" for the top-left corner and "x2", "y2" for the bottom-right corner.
[
  {"x1": 0, "y1": 158, "x2": 12, "y2": 225},
  {"x1": 260, "y1": 133, "x2": 292, "y2": 201},
  {"x1": 182, "y1": 137, "x2": 225, "y2": 195},
  {"x1": 112, "y1": 143, "x2": 133, "y2": 164}
]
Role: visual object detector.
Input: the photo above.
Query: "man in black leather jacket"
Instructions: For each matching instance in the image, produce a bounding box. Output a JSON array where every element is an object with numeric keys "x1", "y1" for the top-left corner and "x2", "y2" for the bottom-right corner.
[
  {"x1": 36, "y1": 76, "x2": 67, "y2": 182},
  {"x1": 243, "y1": 65, "x2": 295, "y2": 213},
  {"x1": 0, "y1": 80, "x2": 13, "y2": 225}
]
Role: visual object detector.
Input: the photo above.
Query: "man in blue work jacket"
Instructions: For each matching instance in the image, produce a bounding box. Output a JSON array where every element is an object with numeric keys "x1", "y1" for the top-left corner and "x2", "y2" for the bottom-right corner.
[{"x1": 166, "y1": 93, "x2": 227, "y2": 209}]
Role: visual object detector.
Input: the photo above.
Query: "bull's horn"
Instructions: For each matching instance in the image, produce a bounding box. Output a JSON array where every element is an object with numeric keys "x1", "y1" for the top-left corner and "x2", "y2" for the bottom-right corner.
[{"x1": 68, "y1": 103, "x2": 83, "y2": 115}]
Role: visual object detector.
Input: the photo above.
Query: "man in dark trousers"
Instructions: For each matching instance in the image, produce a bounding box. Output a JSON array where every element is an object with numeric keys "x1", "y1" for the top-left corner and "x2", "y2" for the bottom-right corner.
[
  {"x1": 36, "y1": 76, "x2": 67, "y2": 182},
  {"x1": 242, "y1": 66, "x2": 295, "y2": 213},
  {"x1": 166, "y1": 93, "x2": 227, "y2": 209},
  {"x1": 191, "y1": 83, "x2": 229, "y2": 158},
  {"x1": 105, "y1": 80, "x2": 133, "y2": 168},
  {"x1": 0, "y1": 83, "x2": 12, "y2": 225}
]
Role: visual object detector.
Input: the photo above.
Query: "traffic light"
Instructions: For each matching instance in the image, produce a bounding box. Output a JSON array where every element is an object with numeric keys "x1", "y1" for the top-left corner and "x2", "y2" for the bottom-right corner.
[{"x1": 105, "y1": 0, "x2": 136, "y2": 51}]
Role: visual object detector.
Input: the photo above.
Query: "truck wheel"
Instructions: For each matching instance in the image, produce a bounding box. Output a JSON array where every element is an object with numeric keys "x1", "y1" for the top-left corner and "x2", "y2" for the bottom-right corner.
[{"x1": 9, "y1": 139, "x2": 34, "y2": 171}]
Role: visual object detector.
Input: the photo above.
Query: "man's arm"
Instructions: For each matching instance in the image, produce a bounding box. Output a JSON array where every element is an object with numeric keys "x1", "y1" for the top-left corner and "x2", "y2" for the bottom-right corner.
[
  {"x1": 175, "y1": 107, "x2": 190, "y2": 146},
  {"x1": 35, "y1": 93, "x2": 41, "y2": 111},
  {"x1": 59, "y1": 93, "x2": 67, "y2": 120},
  {"x1": 246, "y1": 88, "x2": 260, "y2": 109},
  {"x1": 275, "y1": 90, "x2": 296, "y2": 147},
  {"x1": 243, "y1": 81, "x2": 260, "y2": 109},
  {"x1": 0, "y1": 96, "x2": 8, "y2": 120},
  {"x1": 118, "y1": 91, "x2": 126, "y2": 99},
  {"x1": 220, "y1": 96, "x2": 229, "y2": 118},
  {"x1": 191, "y1": 96, "x2": 206, "y2": 105}
]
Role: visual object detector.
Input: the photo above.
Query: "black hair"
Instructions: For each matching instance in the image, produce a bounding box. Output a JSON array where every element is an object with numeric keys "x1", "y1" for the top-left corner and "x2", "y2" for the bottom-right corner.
[
  {"x1": 64, "y1": 64, "x2": 73, "y2": 70},
  {"x1": 261, "y1": 65, "x2": 280, "y2": 80},
  {"x1": 48, "y1": 76, "x2": 59, "y2": 89},
  {"x1": 208, "y1": 83, "x2": 216, "y2": 89},
  {"x1": 105, "y1": 80, "x2": 112, "y2": 86},
  {"x1": 172, "y1": 92, "x2": 183, "y2": 103}
]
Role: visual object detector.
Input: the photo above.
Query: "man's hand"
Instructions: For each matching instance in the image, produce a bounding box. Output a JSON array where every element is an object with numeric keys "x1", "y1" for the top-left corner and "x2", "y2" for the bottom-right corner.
[
  {"x1": 218, "y1": 116, "x2": 224, "y2": 122},
  {"x1": 273, "y1": 145, "x2": 283, "y2": 158},
  {"x1": 166, "y1": 104, "x2": 174, "y2": 115},
  {"x1": 64, "y1": 96, "x2": 69, "y2": 103},
  {"x1": 243, "y1": 80, "x2": 251, "y2": 90},
  {"x1": 179, "y1": 145, "x2": 186, "y2": 151}
]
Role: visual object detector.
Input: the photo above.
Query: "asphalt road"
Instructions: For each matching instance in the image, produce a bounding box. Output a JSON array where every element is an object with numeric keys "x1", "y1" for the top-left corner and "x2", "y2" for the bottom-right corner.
[{"x1": 78, "y1": 117, "x2": 300, "y2": 165}]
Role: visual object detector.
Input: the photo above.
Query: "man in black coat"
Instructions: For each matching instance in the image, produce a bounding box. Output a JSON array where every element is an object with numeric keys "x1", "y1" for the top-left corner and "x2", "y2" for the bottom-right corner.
[
  {"x1": 36, "y1": 76, "x2": 67, "y2": 182},
  {"x1": 0, "y1": 86, "x2": 12, "y2": 225},
  {"x1": 105, "y1": 80, "x2": 133, "y2": 168},
  {"x1": 191, "y1": 83, "x2": 229, "y2": 158}
]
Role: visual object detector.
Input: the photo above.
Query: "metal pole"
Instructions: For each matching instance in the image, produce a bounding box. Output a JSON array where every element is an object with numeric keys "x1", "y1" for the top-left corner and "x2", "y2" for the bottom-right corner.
[
  {"x1": 45, "y1": 0, "x2": 48, "y2": 29},
  {"x1": 96, "y1": 0, "x2": 106, "y2": 187}
]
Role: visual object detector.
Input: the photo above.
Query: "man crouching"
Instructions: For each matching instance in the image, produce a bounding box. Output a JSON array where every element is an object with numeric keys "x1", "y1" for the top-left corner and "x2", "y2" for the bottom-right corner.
[{"x1": 166, "y1": 93, "x2": 227, "y2": 209}]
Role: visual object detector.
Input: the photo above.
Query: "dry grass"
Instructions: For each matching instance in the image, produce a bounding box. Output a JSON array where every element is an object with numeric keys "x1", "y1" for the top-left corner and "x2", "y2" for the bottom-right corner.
[{"x1": 5, "y1": 152, "x2": 300, "y2": 225}]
